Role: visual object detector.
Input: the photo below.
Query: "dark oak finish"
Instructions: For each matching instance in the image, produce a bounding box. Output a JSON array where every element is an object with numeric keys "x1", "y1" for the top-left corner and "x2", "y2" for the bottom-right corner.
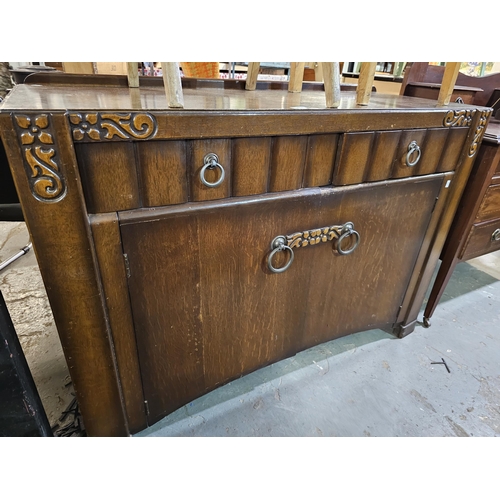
[
  {"x1": 0, "y1": 77, "x2": 492, "y2": 435},
  {"x1": 90, "y1": 213, "x2": 147, "y2": 434},
  {"x1": 120, "y1": 176, "x2": 443, "y2": 423},
  {"x1": 138, "y1": 140, "x2": 188, "y2": 207},
  {"x1": 0, "y1": 113, "x2": 128, "y2": 437}
]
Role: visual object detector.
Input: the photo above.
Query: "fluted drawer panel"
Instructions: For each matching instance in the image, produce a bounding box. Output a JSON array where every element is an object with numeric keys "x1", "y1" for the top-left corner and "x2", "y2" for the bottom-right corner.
[
  {"x1": 333, "y1": 132, "x2": 374, "y2": 185},
  {"x1": 190, "y1": 139, "x2": 232, "y2": 202},
  {"x1": 437, "y1": 128, "x2": 469, "y2": 172},
  {"x1": 364, "y1": 130, "x2": 402, "y2": 182},
  {"x1": 303, "y1": 134, "x2": 339, "y2": 187},
  {"x1": 391, "y1": 129, "x2": 428, "y2": 179},
  {"x1": 138, "y1": 140, "x2": 188, "y2": 207},
  {"x1": 232, "y1": 137, "x2": 272, "y2": 196},
  {"x1": 269, "y1": 136, "x2": 308, "y2": 192},
  {"x1": 76, "y1": 142, "x2": 140, "y2": 213},
  {"x1": 414, "y1": 128, "x2": 450, "y2": 176}
]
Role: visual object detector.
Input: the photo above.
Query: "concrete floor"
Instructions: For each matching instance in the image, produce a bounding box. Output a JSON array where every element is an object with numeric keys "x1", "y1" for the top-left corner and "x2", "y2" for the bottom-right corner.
[{"x1": 1, "y1": 221, "x2": 499, "y2": 437}]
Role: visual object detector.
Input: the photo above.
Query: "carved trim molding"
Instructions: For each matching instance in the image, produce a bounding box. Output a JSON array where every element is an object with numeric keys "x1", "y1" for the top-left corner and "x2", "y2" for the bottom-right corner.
[
  {"x1": 14, "y1": 114, "x2": 66, "y2": 203},
  {"x1": 69, "y1": 112, "x2": 158, "y2": 141},
  {"x1": 286, "y1": 223, "x2": 354, "y2": 249},
  {"x1": 468, "y1": 109, "x2": 492, "y2": 157},
  {"x1": 443, "y1": 109, "x2": 476, "y2": 127}
]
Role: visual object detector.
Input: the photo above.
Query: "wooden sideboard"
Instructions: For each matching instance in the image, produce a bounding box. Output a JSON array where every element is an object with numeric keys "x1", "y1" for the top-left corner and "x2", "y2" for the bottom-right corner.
[
  {"x1": 423, "y1": 119, "x2": 500, "y2": 325},
  {"x1": 0, "y1": 78, "x2": 492, "y2": 436}
]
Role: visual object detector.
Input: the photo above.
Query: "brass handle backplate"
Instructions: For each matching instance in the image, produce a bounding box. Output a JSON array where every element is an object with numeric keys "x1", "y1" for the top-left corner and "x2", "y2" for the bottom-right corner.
[{"x1": 267, "y1": 222, "x2": 360, "y2": 273}]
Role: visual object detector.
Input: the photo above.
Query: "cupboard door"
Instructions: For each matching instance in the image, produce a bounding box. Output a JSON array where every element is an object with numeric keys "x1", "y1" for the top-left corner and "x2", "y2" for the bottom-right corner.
[{"x1": 120, "y1": 175, "x2": 444, "y2": 424}]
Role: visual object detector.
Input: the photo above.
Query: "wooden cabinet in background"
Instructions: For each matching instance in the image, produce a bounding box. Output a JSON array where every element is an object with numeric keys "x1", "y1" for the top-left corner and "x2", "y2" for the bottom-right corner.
[{"x1": 0, "y1": 75, "x2": 492, "y2": 435}]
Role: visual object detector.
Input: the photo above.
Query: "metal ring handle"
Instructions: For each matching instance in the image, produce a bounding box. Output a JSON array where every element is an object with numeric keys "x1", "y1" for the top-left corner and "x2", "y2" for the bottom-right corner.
[
  {"x1": 200, "y1": 153, "x2": 225, "y2": 188},
  {"x1": 492, "y1": 229, "x2": 500, "y2": 242},
  {"x1": 267, "y1": 236, "x2": 294, "y2": 273},
  {"x1": 336, "y1": 224, "x2": 360, "y2": 255},
  {"x1": 406, "y1": 141, "x2": 421, "y2": 167}
]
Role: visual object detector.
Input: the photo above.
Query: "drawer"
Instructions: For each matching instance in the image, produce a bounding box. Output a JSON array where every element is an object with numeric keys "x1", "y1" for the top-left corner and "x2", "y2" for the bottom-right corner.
[
  {"x1": 461, "y1": 217, "x2": 500, "y2": 260},
  {"x1": 333, "y1": 127, "x2": 469, "y2": 185},
  {"x1": 76, "y1": 127, "x2": 468, "y2": 213},
  {"x1": 476, "y1": 184, "x2": 500, "y2": 222},
  {"x1": 75, "y1": 135, "x2": 341, "y2": 213}
]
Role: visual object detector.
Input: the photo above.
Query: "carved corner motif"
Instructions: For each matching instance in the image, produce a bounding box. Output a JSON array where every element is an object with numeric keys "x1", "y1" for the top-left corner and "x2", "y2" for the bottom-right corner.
[
  {"x1": 69, "y1": 112, "x2": 158, "y2": 141},
  {"x1": 14, "y1": 114, "x2": 66, "y2": 203},
  {"x1": 443, "y1": 109, "x2": 476, "y2": 127},
  {"x1": 468, "y1": 109, "x2": 492, "y2": 157}
]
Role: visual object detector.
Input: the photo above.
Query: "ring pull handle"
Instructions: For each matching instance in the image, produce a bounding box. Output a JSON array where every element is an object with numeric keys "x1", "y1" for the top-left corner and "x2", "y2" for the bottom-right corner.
[
  {"x1": 200, "y1": 153, "x2": 225, "y2": 188},
  {"x1": 267, "y1": 236, "x2": 294, "y2": 274},
  {"x1": 455, "y1": 96, "x2": 464, "y2": 104},
  {"x1": 335, "y1": 222, "x2": 361, "y2": 255},
  {"x1": 492, "y1": 228, "x2": 500, "y2": 242},
  {"x1": 406, "y1": 140, "x2": 421, "y2": 167}
]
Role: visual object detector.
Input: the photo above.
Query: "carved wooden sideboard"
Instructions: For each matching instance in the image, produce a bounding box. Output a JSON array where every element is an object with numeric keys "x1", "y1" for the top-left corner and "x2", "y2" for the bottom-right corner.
[{"x1": 0, "y1": 78, "x2": 491, "y2": 436}]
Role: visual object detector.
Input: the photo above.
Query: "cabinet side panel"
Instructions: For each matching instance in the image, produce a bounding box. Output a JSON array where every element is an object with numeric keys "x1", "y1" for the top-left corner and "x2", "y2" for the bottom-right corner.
[
  {"x1": 138, "y1": 140, "x2": 188, "y2": 207},
  {"x1": 0, "y1": 113, "x2": 128, "y2": 436},
  {"x1": 232, "y1": 137, "x2": 272, "y2": 196},
  {"x1": 90, "y1": 213, "x2": 147, "y2": 434},
  {"x1": 76, "y1": 142, "x2": 140, "y2": 212}
]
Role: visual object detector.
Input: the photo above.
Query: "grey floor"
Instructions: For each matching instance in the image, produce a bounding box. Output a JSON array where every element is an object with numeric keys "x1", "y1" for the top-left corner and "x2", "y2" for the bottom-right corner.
[{"x1": 1, "y1": 221, "x2": 499, "y2": 437}]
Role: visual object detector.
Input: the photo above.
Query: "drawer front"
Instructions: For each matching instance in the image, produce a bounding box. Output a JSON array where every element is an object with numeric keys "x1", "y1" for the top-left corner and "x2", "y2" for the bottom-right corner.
[
  {"x1": 476, "y1": 184, "x2": 500, "y2": 222},
  {"x1": 120, "y1": 175, "x2": 444, "y2": 424},
  {"x1": 75, "y1": 128, "x2": 468, "y2": 213},
  {"x1": 333, "y1": 127, "x2": 469, "y2": 185},
  {"x1": 462, "y1": 217, "x2": 500, "y2": 260}
]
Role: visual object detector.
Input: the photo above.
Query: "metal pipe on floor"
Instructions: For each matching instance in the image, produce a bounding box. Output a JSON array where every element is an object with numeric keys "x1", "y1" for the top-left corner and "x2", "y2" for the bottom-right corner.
[{"x1": 0, "y1": 242, "x2": 32, "y2": 272}]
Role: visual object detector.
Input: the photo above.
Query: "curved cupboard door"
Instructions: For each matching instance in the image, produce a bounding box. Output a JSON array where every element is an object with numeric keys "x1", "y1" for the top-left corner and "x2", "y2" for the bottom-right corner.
[{"x1": 120, "y1": 174, "x2": 445, "y2": 424}]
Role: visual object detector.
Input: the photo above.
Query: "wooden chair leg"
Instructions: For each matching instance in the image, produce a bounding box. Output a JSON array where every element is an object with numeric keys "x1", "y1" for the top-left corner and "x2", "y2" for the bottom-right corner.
[
  {"x1": 356, "y1": 62, "x2": 376, "y2": 105},
  {"x1": 437, "y1": 62, "x2": 461, "y2": 105},
  {"x1": 126, "y1": 63, "x2": 139, "y2": 88},
  {"x1": 162, "y1": 62, "x2": 184, "y2": 108},
  {"x1": 288, "y1": 62, "x2": 305, "y2": 93},
  {"x1": 245, "y1": 62, "x2": 260, "y2": 90},
  {"x1": 322, "y1": 63, "x2": 341, "y2": 108}
]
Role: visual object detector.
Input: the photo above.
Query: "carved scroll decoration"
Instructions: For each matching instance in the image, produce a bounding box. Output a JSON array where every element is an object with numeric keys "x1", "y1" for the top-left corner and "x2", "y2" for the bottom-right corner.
[
  {"x1": 286, "y1": 223, "x2": 355, "y2": 249},
  {"x1": 468, "y1": 109, "x2": 492, "y2": 157},
  {"x1": 69, "y1": 112, "x2": 157, "y2": 141},
  {"x1": 443, "y1": 109, "x2": 476, "y2": 127},
  {"x1": 14, "y1": 114, "x2": 66, "y2": 203}
]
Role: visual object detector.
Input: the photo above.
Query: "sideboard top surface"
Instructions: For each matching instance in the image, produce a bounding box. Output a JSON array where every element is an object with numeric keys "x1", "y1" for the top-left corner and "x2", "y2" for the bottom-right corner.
[{"x1": 0, "y1": 82, "x2": 487, "y2": 114}]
